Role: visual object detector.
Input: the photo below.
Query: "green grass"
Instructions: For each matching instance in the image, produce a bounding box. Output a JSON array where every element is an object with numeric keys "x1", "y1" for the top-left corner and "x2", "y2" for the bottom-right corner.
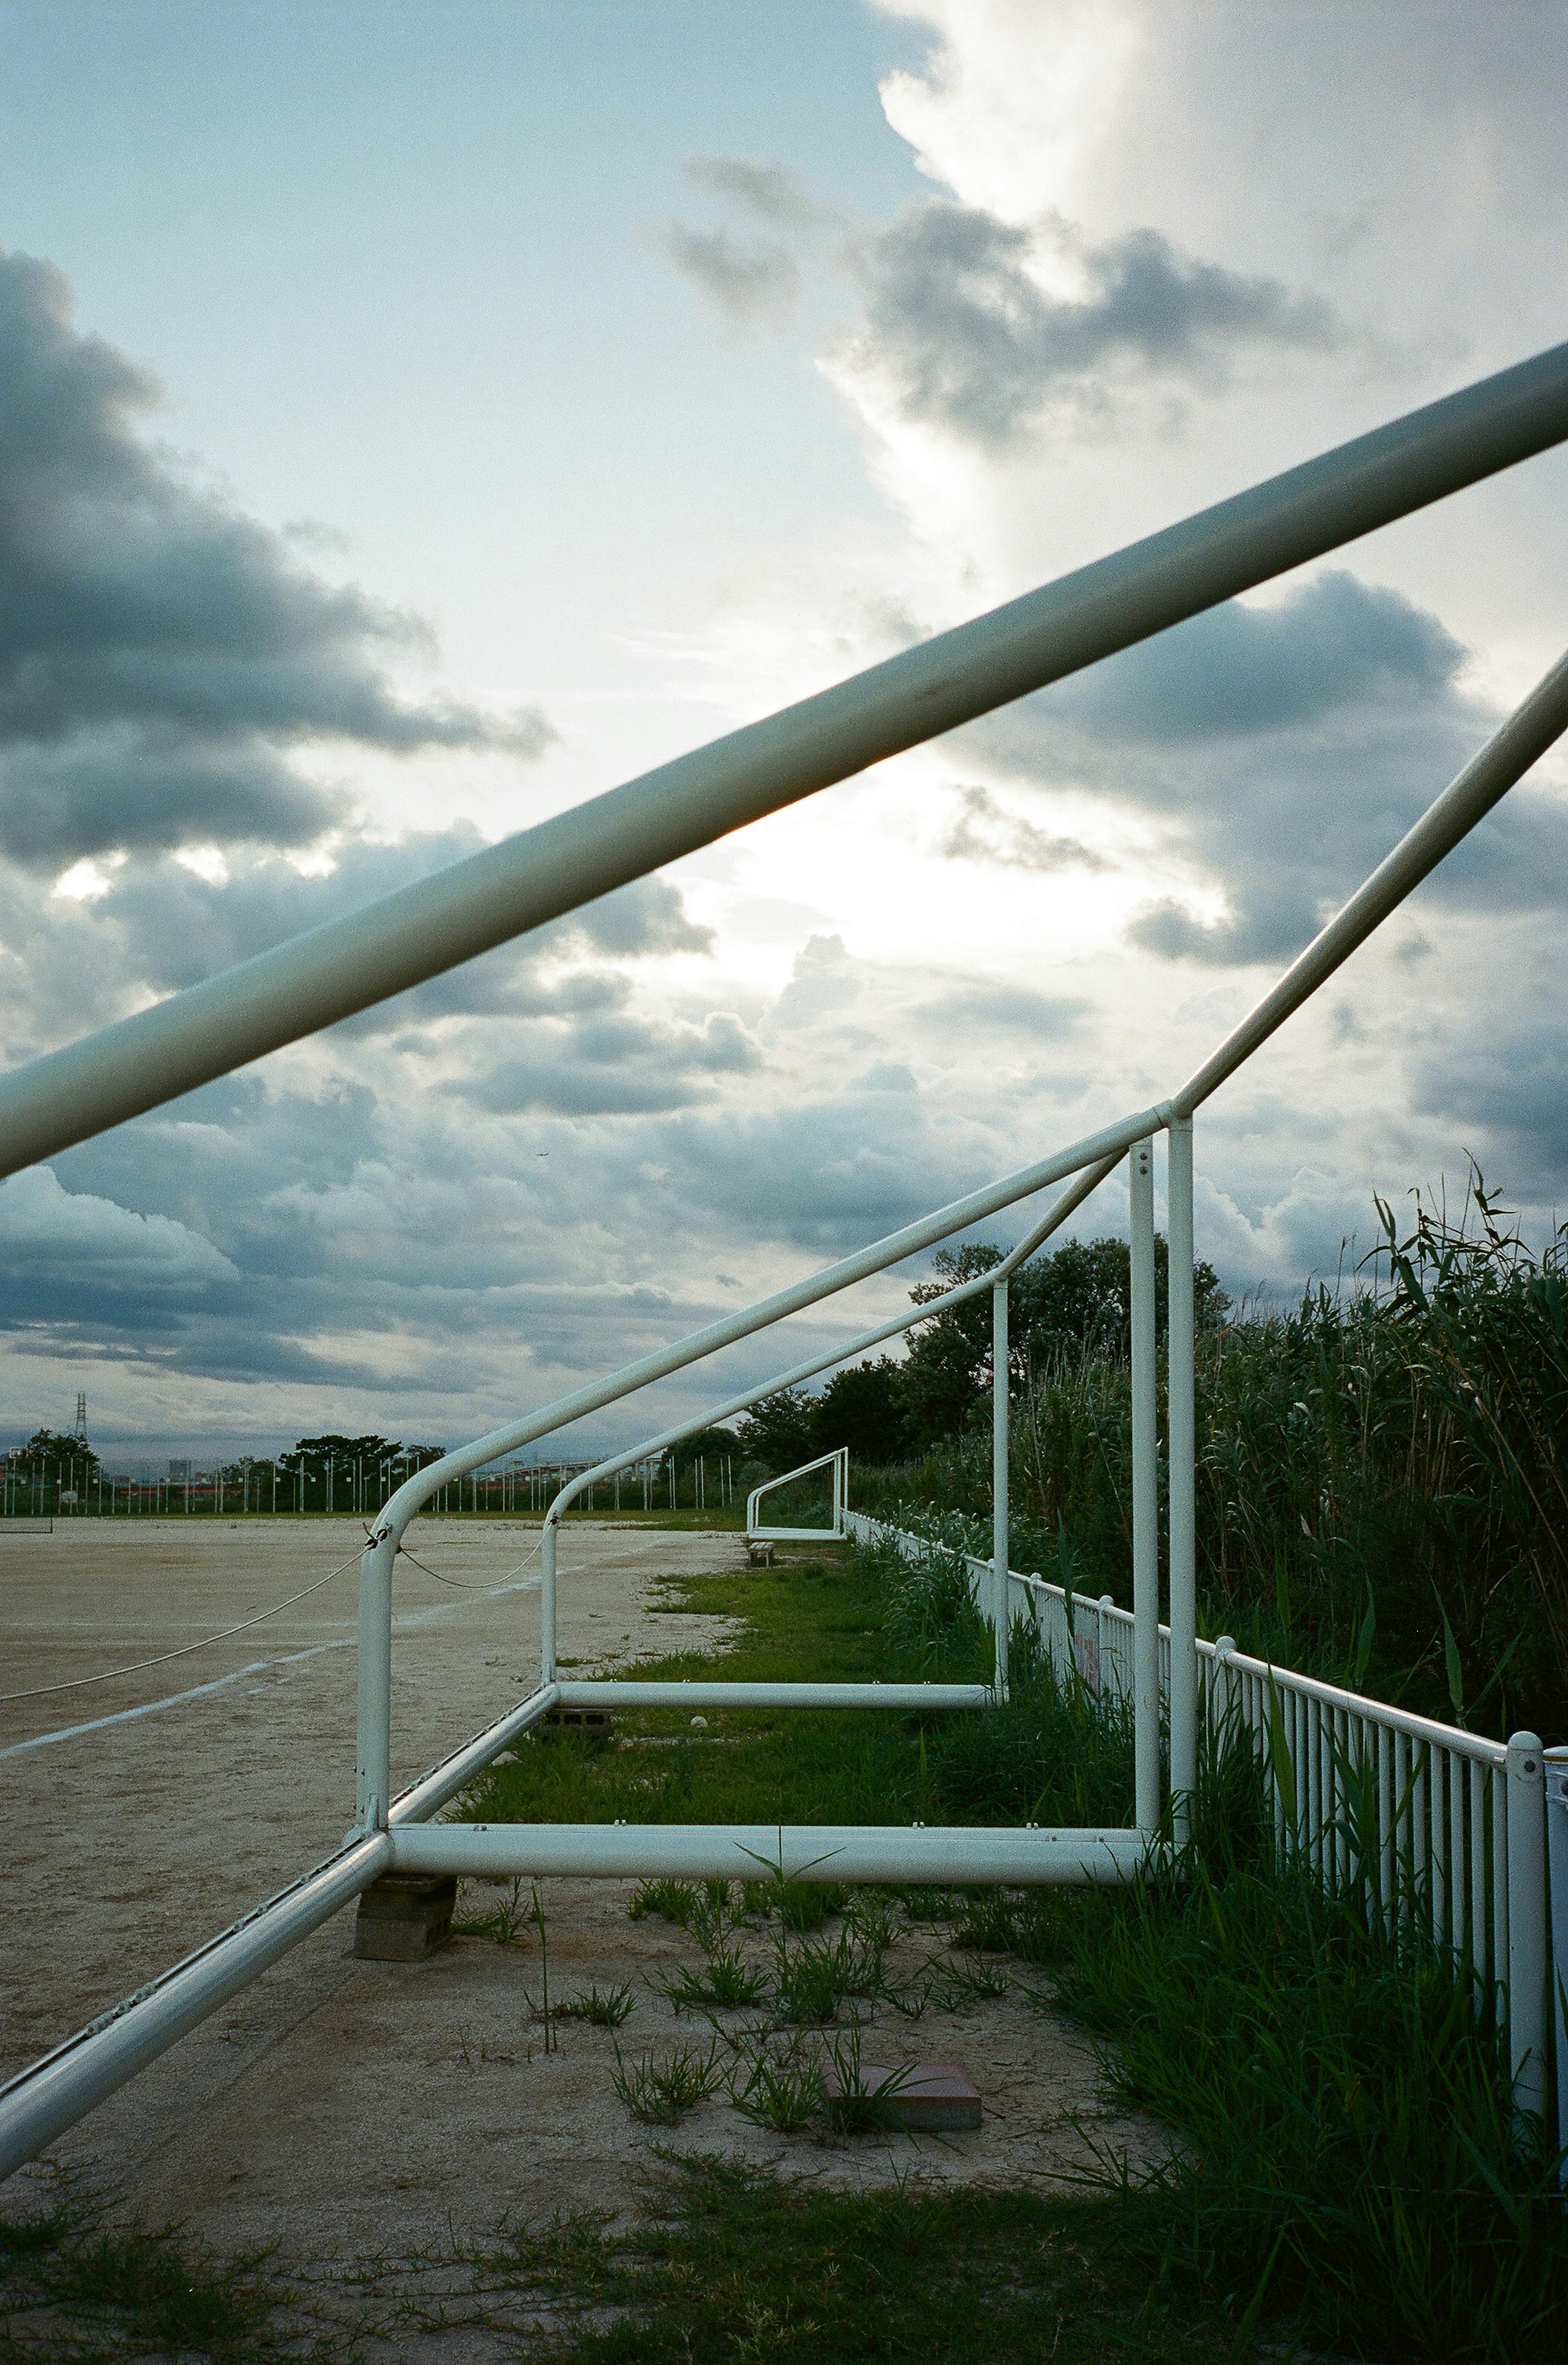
[
  {"x1": 850, "y1": 1177, "x2": 1568, "y2": 1739},
  {"x1": 455, "y1": 1541, "x2": 1001, "y2": 1835},
  {"x1": 0, "y1": 2169, "x2": 334, "y2": 2362},
  {"x1": 11, "y1": 1528, "x2": 1561, "y2": 2364},
  {"x1": 455, "y1": 1525, "x2": 1568, "y2": 2363},
  {"x1": 458, "y1": 2153, "x2": 1245, "y2": 2364}
]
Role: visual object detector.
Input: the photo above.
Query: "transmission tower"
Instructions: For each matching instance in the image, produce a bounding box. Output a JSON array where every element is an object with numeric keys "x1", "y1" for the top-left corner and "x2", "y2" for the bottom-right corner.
[{"x1": 73, "y1": 1392, "x2": 88, "y2": 1442}]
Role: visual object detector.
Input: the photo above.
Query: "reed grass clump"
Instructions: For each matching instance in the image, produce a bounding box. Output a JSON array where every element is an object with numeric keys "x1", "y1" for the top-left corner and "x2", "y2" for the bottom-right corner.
[{"x1": 854, "y1": 1177, "x2": 1568, "y2": 1738}]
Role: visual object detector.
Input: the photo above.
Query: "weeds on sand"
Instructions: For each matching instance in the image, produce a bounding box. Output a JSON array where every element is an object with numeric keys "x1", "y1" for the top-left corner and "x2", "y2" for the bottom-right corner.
[
  {"x1": 727, "y1": 2046, "x2": 824, "y2": 2133},
  {"x1": 610, "y1": 2040, "x2": 725, "y2": 2125},
  {"x1": 557, "y1": 1982, "x2": 636, "y2": 2029},
  {"x1": 654, "y1": 1946, "x2": 772, "y2": 2015}
]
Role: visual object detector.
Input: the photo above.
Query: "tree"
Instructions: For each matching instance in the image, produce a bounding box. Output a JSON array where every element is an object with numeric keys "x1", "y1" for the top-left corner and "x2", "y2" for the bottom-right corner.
[
  {"x1": 670, "y1": 1425, "x2": 742, "y2": 1474},
  {"x1": 8, "y1": 1427, "x2": 102, "y2": 1475},
  {"x1": 277, "y1": 1433, "x2": 438, "y2": 1512},
  {"x1": 806, "y1": 1359, "x2": 909, "y2": 1465},
  {"x1": 732, "y1": 1388, "x2": 814, "y2": 1473}
]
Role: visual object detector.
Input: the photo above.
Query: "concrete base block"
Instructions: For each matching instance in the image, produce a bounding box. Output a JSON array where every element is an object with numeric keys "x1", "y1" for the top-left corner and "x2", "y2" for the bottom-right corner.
[
  {"x1": 540, "y1": 1706, "x2": 615, "y2": 1742},
  {"x1": 353, "y1": 1872, "x2": 457, "y2": 1962},
  {"x1": 822, "y1": 2061, "x2": 982, "y2": 2132}
]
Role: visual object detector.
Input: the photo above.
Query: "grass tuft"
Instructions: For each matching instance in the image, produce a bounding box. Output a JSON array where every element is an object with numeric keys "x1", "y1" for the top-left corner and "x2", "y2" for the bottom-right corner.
[{"x1": 610, "y1": 2040, "x2": 726, "y2": 2125}]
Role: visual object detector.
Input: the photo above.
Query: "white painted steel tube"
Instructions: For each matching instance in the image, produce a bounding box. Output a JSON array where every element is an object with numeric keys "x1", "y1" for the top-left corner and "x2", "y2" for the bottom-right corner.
[
  {"x1": 992, "y1": 1278, "x2": 1009, "y2": 1696},
  {"x1": 1506, "y1": 1731, "x2": 1549, "y2": 2127},
  {"x1": 1129, "y1": 1139, "x2": 1160, "y2": 1832},
  {"x1": 1166, "y1": 1118, "x2": 1196, "y2": 1840},
  {"x1": 389, "y1": 1682, "x2": 560, "y2": 1825},
  {"x1": 5, "y1": 344, "x2": 1568, "y2": 1186},
  {"x1": 1172, "y1": 642, "x2": 1568, "y2": 1119},
  {"x1": 748, "y1": 1448, "x2": 846, "y2": 1541},
  {"x1": 354, "y1": 1532, "x2": 395, "y2": 1825},
  {"x1": 554, "y1": 1681, "x2": 989, "y2": 1711},
  {"x1": 0, "y1": 1681, "x2": 560, "y2": 2184},
  {"x1": 540, "y1": 1518, "x2": 558, "y2": 1684},
  {"x1": 1544, "y1": 1747, "x2": 1568, "y2": 2158},
  {"x1": 0, "y1": 1830, "x2": 391, "y2": 2182},
  {"x1": 388, "y1": 1821, "x2": 1147, "y2": 1886},
  {"x1": 541, "y1": 1155, "x2": 1118, "y2": 1548},
  {"x1": 371, "y1": 1107, "x2": 1160, "y2": 1548}
]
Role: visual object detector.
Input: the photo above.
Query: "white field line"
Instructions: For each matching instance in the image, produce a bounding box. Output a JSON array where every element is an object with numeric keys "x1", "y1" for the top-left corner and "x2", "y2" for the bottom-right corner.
[{"x1": 0, "y1": 1568, "x2": 546, "y2": 1760}]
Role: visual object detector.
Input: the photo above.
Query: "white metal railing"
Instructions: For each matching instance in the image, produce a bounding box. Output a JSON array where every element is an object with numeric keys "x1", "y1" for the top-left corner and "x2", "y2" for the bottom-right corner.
[
  {"x1": 747, "y1": 1448, "x2": 849, "y2": 1542},
  {"x1": 847, "y1": 1510, "x2": 1561, "y2": 2131},
  {"x1": 5, "y1": 347, "x2": 1568, "y2": 2178}
]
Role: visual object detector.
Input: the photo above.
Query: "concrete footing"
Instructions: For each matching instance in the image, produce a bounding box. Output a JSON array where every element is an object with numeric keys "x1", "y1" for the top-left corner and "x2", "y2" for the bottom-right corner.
[
  {"x1": 540, "y1": 1706, "x2": 614, "y2": 1741},
  {"x1": 352, "y1": 1873, "x2": 457, "y2": 1962}
]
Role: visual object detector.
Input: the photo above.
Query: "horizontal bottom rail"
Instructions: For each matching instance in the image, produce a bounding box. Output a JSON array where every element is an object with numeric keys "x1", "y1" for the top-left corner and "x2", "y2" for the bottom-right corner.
[
  {"x1": 0, "y1": 1681, "x2": 563, "y2": 2183},
  {"x1": 390, "y1": 1821, "x2": 1148, "y2": 1885},
  {"x1": 392, "y1": 1681, "x2": 560, "y2": 1821},
  {"x1": 0, "y1": 1831, "x2": 391, "y2": 2183},
  {"x1": 553, "y1": 1680, "x2": 989, "y2": 1711}
]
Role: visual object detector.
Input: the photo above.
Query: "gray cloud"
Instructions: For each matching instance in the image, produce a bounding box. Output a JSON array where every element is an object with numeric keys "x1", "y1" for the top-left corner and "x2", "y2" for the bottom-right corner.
[
  {"x1": 445, "y1": 1011, "x2": 762, "y2": 1117},
  {"x1": 658, "y1": 222, "x2": 802, "y2": 342},
  {"x1": 942, "y1": 782, "x2": 1108, "y2": 875},
  {"x1": 914, "y1": 979, "x2": 1090, "y2": 1038},
  {"x1": 683, "y1": 155, "x2": 825, "y2": 229},
  {"x1": 0, "y1": 249, "x2": 553, "y2": 869},
  {"x1": 967, "y1": 571, "x2": 1568, "y2": 965},
  {"x1": 838, "y1": 201, "x2": 1344, "y2": 450},
  {"x1": 1411, "y1": 1010, "x2": 1568, "y2": 1198},
  {"x1": 5, "y1": 835, "x2": 713, "y2": 1051}
]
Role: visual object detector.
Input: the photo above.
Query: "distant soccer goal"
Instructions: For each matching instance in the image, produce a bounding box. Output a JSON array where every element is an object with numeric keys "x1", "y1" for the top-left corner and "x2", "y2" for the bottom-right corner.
[{"x1": 746, "y1": 1448, "x2": 848, "y2": 1542}]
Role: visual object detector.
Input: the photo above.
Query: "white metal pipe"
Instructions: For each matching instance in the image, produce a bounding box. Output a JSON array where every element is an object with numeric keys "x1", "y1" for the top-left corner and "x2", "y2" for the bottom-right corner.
[
  {"x1": 390, "y1": 1682, "x2": 560, "y2": 1825},
  {"x1": 5, "y1": 345, "x2": 1568, "y2": 1186},
  {"x1": 388, "y1": 1820, "x2": 1148, "y2": 1886},
  {"x1": 372, "y1": 1106, "x2": 1159, "y2": 1551},
  {"x1": 747, "y1": 1448, "x2": 847, "y2": 1541},
  {"x1": 992, "y1": 1277, "x2": 1009, "y2": 1696},
  {"x1": 1166, "y1": 1118, "x2": 1196, "y2": 1839},
  {"x1": 539, "y1": 1155, "x2": 1120, "y2": 1550},
  {"x1": 0, "y1": 1829, "x2": 391, "y2": 2182},
  {"x1": 354, "y1": 1532, "x2": 395, "y2": 1826},
  {"x1": 1506, "y1": 1731, "x2": 1549, "y2": 2127},
  {"x1": 1129, "y1": 1138, "x2": 1160, "y2": 1832},
  {"x1": 554, "y1": 1681, "x2": 989, "y2": 1711},
  {"x1": 540, "y1": 1517, "x2": 558, "y2": 1684},
  {"x1": 1172, "y1": 642, "x2": 1568, "y2": 1120},
  {"x1": 0, "y1": 1675, "x2": 561, "y2": 2185},
  {"x1": 1544, "y1": 1747, "x2": 1568, "y2": 2157}
]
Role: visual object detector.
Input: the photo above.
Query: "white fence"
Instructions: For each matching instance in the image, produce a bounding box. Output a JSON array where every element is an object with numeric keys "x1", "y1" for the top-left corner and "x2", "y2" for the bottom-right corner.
[{"x1": 847, "y1": 1510, "x2": 1567, "y2": 2141}]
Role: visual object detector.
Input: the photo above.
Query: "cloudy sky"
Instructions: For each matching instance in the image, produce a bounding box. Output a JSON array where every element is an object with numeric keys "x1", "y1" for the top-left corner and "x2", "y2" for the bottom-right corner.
[{"x1": 0, "y1": 0, "x2": 1565, "y2": 1463}]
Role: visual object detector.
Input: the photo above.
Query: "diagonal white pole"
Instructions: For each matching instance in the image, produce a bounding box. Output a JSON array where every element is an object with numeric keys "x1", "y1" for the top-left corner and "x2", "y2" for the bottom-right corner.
[
  {"x1": 1129, "y1": 1138, "x2": 1160, "y2": 1835},
  {"x1": 1166, "y1": 1118, "x2": 1197, "y2": 1841},
  {"x1": 2, "y1": 346, "x2": 1568, "y2": 1182},
  {"x1": 993, "y1": 1276, "x2": 1010, "y2": 1697}
]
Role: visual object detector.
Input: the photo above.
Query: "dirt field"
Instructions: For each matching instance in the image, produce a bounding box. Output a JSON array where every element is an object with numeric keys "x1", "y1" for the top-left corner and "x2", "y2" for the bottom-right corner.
[{"x1": 0, "y1": 1518, "x2": 1161, "y2": 2352}]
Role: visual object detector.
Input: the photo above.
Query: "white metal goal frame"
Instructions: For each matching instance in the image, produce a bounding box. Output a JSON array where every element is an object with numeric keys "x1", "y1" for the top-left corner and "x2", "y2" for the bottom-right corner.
[
  {"x1": 3, "y1": 344, "x2": 1568, "y2": 2176},
  {"x1": 746, "y1": 1448, "x2": 849, "y2": 1542}
]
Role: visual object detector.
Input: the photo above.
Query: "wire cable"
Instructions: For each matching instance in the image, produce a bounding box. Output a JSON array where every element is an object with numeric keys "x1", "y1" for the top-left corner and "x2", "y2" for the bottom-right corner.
[
  {"x1": 0, "y1": 1551, "x2": 363, "y2": 1704},
  {"x1": 396, "y1": 1534, "x2": 543, "y2": 1592}
]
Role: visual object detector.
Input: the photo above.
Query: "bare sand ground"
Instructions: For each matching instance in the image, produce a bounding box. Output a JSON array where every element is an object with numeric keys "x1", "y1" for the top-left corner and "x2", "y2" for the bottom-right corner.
[{"x1": 0, "y1": 1519, "x2": 1163, "y2": 2355}]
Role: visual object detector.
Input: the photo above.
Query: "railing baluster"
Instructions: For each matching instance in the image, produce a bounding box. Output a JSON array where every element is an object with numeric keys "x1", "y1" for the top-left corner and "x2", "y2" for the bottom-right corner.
[
  {"x1": 1492, "y1": 1761, "x2": 1508, "y2": 2008},
  {"x1": 1449, "y1": 1748, "x2": 1466, "y2": 1959},
  {"x1": 1378, "y1": 1721, "x2": 1394, "y2": 1930},
  {"x1": 1419, "y1": 1750, "x2": 1428, "y2": 1949}
]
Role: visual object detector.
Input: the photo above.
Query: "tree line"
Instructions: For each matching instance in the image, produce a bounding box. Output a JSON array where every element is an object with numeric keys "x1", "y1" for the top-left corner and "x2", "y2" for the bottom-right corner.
[{"x1": 733, "y1": 1233, "x2": 1228, "y2": 1472}]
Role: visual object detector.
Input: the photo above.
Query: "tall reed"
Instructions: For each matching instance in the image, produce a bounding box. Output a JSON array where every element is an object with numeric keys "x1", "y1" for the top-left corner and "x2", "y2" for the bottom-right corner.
[{"x1": 852, "y1": 1179, "x2": 1568, "y2": 1738}]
